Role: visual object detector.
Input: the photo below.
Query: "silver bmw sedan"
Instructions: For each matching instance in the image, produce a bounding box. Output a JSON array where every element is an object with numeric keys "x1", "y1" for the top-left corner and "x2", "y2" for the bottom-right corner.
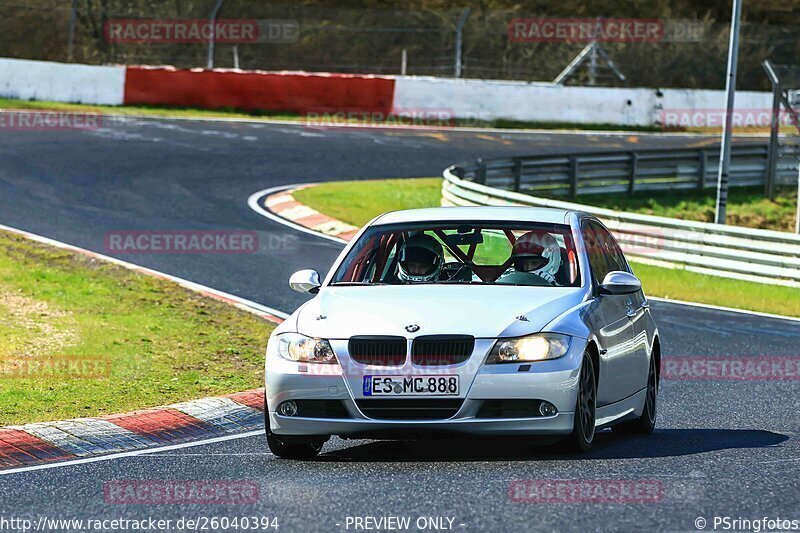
[{"x1": 264, "y1": 207, "x2": 660, "y2": 458}]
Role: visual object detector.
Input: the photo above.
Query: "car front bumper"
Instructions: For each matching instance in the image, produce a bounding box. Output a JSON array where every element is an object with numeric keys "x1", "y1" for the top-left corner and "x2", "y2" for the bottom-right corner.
[{"x1": 265, "y1": 337, "x2": 585, "y2": 437}]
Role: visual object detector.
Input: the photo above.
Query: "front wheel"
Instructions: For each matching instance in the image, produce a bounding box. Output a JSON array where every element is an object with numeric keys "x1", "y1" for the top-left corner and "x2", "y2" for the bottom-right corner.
[
  {"x1": 564, "y1": 352, "x2": 597, "y2": 452},
  {"x1": 266, "y1": 431, "x2": 326, "y2": 459}
]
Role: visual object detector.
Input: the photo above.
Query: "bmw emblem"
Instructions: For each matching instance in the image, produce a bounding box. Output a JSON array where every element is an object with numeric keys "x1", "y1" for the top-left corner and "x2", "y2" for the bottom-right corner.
[{"x1": 405, "y1": 324, "x2": 420, "y2": 333}]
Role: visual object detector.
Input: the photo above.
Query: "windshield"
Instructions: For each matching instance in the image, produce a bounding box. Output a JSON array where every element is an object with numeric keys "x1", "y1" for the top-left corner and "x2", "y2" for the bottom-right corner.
[{"x1": 330, "y1": 222, "x2": 580, "y2": 287}]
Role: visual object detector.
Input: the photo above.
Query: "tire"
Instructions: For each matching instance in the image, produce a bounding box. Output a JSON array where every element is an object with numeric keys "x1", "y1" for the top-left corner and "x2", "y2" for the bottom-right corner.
[
  {"x1": 564, "y1": 352, "x2": 597, "y2": 452},
  {"x1": 611, "y1": 354, "x2": 657, "y2": 434},
  {"x1": 263, "y1": 397, "x2": 328, "y2": 459}
]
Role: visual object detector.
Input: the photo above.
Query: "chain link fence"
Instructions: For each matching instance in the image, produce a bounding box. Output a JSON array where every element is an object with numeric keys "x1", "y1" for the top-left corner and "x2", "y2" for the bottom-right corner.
[{"x1": 0, "y1": 1, "x2": 798, "y2": 90}]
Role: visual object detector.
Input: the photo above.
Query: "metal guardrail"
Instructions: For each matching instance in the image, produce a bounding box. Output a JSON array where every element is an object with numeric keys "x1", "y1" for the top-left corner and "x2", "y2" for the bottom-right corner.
[
  {"x1": 442, "y1": 158, "x2": 800, "y2": 287},
  {"x1": 452, "y1": 144, "x2": 799, "y2": 198}
]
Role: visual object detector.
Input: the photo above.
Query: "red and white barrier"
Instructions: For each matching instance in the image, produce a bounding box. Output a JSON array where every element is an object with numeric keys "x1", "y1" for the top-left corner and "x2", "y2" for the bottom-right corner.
[
  {"x1": 0, "y1": 58, "x2": 773, "y2": 127},
  {"x1": 124, "y1": 66, "x2": 395, "y2": 114}
]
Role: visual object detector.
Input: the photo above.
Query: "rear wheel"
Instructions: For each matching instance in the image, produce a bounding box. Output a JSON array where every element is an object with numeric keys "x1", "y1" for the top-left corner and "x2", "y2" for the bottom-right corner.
[
  {"x1": 565, "y1": 352, "x2": 596, "y2": 452},
  {"x1": 263, "y1": 397, "x2": 328, "y2": 459},
  {"x1": 612, "y1": 354, "x2": 657, "y2": 434}
]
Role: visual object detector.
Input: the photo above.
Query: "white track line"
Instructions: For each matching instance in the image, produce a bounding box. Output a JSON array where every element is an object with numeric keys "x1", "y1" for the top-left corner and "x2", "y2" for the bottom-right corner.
[
  {"x1": 0, "y1": 431, "x2": 264, "y2": 476},
  {"x1": 248, "y1": 188, "x2": 800, "y2": 324},
  {"x1": 0, "y1": 223, "x2": 289, "y2": 320}
]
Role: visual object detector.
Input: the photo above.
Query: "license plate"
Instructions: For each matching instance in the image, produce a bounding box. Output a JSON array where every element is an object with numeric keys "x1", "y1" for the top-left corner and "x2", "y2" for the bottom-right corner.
[{"x1": 363, "y1": 375, "x2": 459, "y2": 396}]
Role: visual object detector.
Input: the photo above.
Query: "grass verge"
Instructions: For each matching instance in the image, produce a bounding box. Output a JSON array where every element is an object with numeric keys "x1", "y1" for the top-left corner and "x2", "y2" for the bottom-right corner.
[
  {"x1": 293, "y1": 178, "x2": 443, "y2": 227},
  {"x1": 551, "y1": 186, "x2": 798, "y2": 232},
  {"x1": 294, "y1": 177, "x2": 800, "y2": 318},
  {"x1": 2, "y1": 96, "x2": 791, "y2": 133},
  {"x1": 0, "y1": 229, "x2": 274, "y2": 425},
  {"x1": 0, "y1": 97, "x2": 663, "y2": 131}
]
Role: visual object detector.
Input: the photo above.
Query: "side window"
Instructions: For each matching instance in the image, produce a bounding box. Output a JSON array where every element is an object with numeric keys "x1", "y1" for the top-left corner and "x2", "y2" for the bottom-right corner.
[
  {"x1": 582, "y1": 223, "x2": 610, "y2": 286},
  {"x1": 591, "y1": 222, "x2": 628, "y2": 274}
]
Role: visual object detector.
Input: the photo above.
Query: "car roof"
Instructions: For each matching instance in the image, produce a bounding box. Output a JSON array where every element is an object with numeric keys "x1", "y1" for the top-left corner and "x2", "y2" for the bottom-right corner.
[{"x1": 372, "y1": 206, "x2": 575, "y2": 226}]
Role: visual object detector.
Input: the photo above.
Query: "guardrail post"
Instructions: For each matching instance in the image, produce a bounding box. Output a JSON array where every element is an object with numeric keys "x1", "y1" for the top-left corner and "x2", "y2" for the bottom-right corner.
[
  {"x1": 569, "y1": 156, "x2": 579, "y2": 198},
  {"x1": 698, "y1": 151, "x2": 708, "y2": 191},
  {"x1": 476, "y1": 160, "x2": 487, "y2": 185},
  {"x1": 628, "y1": 152, "x2": 638, "y2": 196},
  {"x1": 512, "y1": 158, "x2": 522, "y2": 191}
]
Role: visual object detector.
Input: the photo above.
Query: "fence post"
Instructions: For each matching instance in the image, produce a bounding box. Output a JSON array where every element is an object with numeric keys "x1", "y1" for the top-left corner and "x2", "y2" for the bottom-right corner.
[
  {"x1": 569, "y1": 156, "x2": 579, "y2": 198},
  {"x1": 698, "y1": 150, "x2": 707, "y2": 191},
  {"x1": 765, "y1": 82, "x2": 782, "y2": 199},
  {"x1": 513, "y1": 158, "x2": 522, "y2": 191},
  {"x1": 628, "y1": 152, "x2": 638, "y2": 196},
  {"x1": 476, "y1": 160, "x2": 487, "y2": 185}
]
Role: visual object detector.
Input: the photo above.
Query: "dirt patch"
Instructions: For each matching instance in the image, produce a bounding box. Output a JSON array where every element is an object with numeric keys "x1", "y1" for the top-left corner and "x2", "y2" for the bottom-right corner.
[{"x1": 0, "y1": 290, "x2": 78, "y2": 358}]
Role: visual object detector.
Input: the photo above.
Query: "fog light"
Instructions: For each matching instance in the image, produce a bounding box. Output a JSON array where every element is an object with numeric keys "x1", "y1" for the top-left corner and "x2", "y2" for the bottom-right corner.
[
  {"x1": 278, "y1": 401, "x2": 298, "y2": 417},
  {"x1": 539, "y1": 401, "x2": 557, "y2": 417}
]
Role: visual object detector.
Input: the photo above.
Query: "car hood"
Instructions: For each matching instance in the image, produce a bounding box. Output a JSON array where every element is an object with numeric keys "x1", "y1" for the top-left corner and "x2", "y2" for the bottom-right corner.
[{"x1": 295, "y1": 285, "x2": 586, "y2": 339}]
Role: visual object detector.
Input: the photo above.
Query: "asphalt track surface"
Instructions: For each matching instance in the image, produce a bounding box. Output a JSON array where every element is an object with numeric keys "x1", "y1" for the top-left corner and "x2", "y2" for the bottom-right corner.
[{"x1": 0, "y1": 117, "x2": 798, "y2": 532}]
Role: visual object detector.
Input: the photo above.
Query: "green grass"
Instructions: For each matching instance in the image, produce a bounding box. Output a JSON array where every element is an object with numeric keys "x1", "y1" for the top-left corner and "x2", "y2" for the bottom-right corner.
[
  {"x1": 557, "y1": 186, "x2": 798, "y2": 232},
  {"x1": 0, "y1": 97, "x2": 665, "y2": 131},
  {"x1": 0, "y1": 97, "x2": 301, "y2": 121},
  {"x1": 295, "y1": 177, "x2": 800, "y2": 317},
  {"x1": 293, "y1": 178, "x2": 443, "y2": 227},
  {"x1": 627, "y1": 261, "x2": 800, "y2": 317},
  {"x1": 3, "y1": 96, "x2": 791, "y2": 133},
  {"x1": 0, "y1": 230, "x2": 274, "y2": 425}
]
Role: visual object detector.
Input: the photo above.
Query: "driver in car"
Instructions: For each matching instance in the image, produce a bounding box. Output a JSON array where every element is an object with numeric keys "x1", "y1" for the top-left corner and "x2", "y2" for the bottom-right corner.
[
  {"x1": 499, "y1": 230, "x2": 562, "y2": 286},
  {"x1": 397, "y1": 233, "x2": 445, "y2": 283}
]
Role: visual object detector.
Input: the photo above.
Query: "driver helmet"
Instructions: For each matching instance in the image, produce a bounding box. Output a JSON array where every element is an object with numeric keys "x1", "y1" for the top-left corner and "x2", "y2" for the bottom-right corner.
[
  {"x1": 397, "y1": 233, "x2": 444, "y2": 283},
  {"x1": 511, "y1": 230, "x2": 562, "y2": 285}
]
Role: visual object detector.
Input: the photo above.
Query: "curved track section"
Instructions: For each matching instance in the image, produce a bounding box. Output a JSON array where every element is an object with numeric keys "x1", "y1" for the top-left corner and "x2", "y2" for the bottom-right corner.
[{"x1": 0, "y1": 118, "x2": 797, "y2": 531}]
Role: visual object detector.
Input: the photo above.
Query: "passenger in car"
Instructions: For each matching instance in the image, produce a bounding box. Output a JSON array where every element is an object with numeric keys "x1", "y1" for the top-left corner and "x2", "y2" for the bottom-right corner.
[{"x1": 498, "y1": 230, "x2": 563, "y2": 286}]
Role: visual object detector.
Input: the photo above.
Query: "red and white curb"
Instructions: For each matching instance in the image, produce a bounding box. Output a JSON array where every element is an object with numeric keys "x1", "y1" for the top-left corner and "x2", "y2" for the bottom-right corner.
[
  {"x1": 0, "y1": 223, "x2": 285, "y2": 472},
  {"x1": 263, "y1": 185, "x2": 360, "y2": 241},
  {"x1": 0, "y1": 389, "x2": 266, "y2": 471}
]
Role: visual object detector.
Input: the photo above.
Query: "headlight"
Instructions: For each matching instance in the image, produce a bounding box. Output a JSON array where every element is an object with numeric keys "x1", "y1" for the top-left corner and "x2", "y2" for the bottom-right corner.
[
  {"x1": 276, "y1": 333, "x2": 337, "y2": 364},
  {"x1": 487, "y1": 333, "x2": 571, "y2": 363}
]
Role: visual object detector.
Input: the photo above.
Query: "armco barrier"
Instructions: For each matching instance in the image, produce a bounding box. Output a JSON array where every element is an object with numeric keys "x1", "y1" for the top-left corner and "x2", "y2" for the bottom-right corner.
[
  {"x1": 124, "y1": 66, "x2": 395, "y2": 113},
  {"x1": 453, "y1": 144, "x2": 799, "y2": 197},
  {"x1": 442, "y1": 164, "x2": 800, "y2": 287}
]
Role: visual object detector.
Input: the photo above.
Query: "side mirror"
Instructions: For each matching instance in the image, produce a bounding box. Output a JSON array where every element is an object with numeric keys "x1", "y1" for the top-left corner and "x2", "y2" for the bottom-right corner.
[
  {"x1": 598, "y1": 271, "x2": 642, "y2": 295},
  {"x1": 289, "y1": 269, "x2": 321, "y2": 294}
]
